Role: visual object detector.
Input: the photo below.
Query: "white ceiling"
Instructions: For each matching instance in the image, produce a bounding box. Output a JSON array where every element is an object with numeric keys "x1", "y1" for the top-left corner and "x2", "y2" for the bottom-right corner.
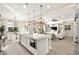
[
  {"x1": 0, "y1": 3, "x2": 76, "y2": 21},
  {"x1": 44, "y1": 4, "x2": 76, "y2": 21}
]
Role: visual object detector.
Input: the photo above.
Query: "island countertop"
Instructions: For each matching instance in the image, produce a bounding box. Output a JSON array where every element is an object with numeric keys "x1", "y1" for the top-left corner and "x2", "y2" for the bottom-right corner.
[{"x1": 29, "y1": 33, "x2": 51, "y2": 41}]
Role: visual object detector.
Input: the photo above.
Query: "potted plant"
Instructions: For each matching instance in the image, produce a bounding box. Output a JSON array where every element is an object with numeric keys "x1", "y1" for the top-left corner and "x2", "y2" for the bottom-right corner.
[{"x1": 13, "y1": 27, "x2": 18, "y2": 33}]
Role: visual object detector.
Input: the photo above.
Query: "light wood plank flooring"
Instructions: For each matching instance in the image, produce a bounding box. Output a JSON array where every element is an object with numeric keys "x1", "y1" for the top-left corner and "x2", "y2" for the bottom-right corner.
[
  {"x1": 48, "y1": 36, "x2": 75, "y2": 55},
  {"x1": 0, "y1": 36, "x2": 76, "y2": 55}
]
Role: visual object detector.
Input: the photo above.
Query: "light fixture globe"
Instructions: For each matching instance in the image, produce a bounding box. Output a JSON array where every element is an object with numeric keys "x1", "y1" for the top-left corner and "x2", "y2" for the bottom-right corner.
[
  {"x1": 25, "y1": 3, "x2": 29, "y2": 5},
  {"x1": 40, "y1": 5, "x2": 43, "y2": 7}
]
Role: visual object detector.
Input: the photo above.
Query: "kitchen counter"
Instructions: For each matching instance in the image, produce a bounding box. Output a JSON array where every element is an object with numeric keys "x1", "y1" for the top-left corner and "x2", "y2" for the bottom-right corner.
[
  {"x1": 30, "y1": 33, "x2": 50, "y2": 41},
  {"x1": 20, "y1": 33, "x2": 51, "y2": 55}
]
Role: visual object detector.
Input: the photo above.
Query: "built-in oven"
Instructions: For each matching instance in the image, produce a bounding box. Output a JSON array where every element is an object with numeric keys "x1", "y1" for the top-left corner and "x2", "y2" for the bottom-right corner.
[
  {"x1": 51, "y1": 27, "x2": 57, "y2": 31},
  {"x1": 30, "y1": 39, "x2": 37, "y2": 49}
]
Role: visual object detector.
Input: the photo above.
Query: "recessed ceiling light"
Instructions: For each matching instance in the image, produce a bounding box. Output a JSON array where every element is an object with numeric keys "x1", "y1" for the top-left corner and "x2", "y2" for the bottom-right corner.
[{"x1": 47, "y1": 5, "x2": 51, "y2": 8}]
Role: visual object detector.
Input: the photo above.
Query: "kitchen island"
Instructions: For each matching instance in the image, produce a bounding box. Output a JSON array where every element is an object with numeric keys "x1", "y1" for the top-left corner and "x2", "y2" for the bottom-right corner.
[{"x1": 20, "y1": 33, "x2": 51, "y2": 55}]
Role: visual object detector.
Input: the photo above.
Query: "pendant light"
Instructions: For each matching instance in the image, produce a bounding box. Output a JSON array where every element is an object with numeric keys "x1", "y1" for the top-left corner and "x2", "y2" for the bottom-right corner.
[
  {"x1": 32, "y1": 9, "x2": 36, "y2": 25},
  {"x1": 39, "y1": 4, "x2": 44, "y2": 24},
  {"x1": 27, "y1": 12, "x2": 30, "y2": 24},
  {"x1": 33, "y1": 10, "x2": 35, "y2": 20},
  {"x1": 40, "y1": 5, "x2": 43, "y2": 21},
  {"x1": 14, "y1": 17, "x2": 17, "y2": 27},
  {"x1": 28, "y1": 12, "x2": 30, "y2": 19}
]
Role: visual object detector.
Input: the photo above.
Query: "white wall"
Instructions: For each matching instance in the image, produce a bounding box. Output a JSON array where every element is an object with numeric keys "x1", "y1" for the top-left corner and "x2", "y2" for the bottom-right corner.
[
  {"x1": 63, "y1": 19, "x2": 74, "y2": 37},
  {"x1": 0, "y1": 20, "x2": 4, "y2": 27},
  {"x1": 16, "y1": 21, "x2": 26, "y2": 33}
]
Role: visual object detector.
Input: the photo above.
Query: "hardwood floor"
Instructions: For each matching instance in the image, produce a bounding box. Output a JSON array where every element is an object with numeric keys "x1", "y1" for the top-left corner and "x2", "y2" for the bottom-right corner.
[
  {"x1": 1, "y1": 36, "x2": 77, "y2": 55},
  {"x1": 48, "y1": 36, "x2": 75, "y2": 55},
  {"x1": 2, "y1": 40, "x2": 32, "y2": 55}
]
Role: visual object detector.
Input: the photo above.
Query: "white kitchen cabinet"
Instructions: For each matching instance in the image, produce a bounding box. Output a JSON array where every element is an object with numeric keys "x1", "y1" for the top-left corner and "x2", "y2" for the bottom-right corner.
[{"x1": 20, "y1": 33, "x2": 51, "y2": 55}]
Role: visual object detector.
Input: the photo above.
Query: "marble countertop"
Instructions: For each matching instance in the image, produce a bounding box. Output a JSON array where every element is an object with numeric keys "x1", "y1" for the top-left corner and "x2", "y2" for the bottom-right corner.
[
  {"x1": 30, "y1": 33, "x2": 51, "y2": 41},
  {"x1": 19, "y1": 32, "x2": 51, "y2": 41}
]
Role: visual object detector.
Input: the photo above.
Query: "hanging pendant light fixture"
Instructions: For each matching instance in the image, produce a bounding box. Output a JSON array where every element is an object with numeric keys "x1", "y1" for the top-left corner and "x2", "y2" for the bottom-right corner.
[
  {"x1": 40, "y1": 5, "x2": 43, "y2": 21},
  {"x1": 28, "y1": 12, "x2": 30, "y2": 17},
  {"x1": 25, "y1": 3, "x2": 29, "y2": 5},
  {"x1": 27, "y1": 12, "x2": 30, "y2": 24},
  {"x1": 14, "y1": 17, "x2": 17, "y2": 27},
  {"x1": 39, "y1": 4, "x2": 44, "y2": 24},
  {"x1": 33, "y1": 10, "x2": 35, "y2": 20}
]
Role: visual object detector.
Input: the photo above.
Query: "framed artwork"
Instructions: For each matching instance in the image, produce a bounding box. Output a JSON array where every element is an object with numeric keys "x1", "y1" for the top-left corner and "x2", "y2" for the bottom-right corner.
[
  {"x1": 8, "y1": 27, "x2": 14, "y2": 32},
  {"x1": 65, "y1": 25, "x2": 71, "y2": 30}
]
